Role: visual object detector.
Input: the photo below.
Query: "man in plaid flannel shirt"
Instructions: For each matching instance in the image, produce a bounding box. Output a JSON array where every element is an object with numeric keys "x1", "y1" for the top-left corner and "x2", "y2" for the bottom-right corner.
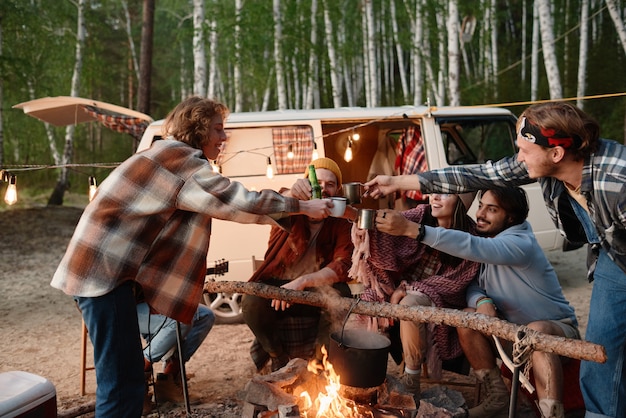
[
  {"x1": 365, "y1": 102, "x2": 626, "y2": 418},
  {"x1": 51, "y1": 96, "x2": 332, "y2": 417}
]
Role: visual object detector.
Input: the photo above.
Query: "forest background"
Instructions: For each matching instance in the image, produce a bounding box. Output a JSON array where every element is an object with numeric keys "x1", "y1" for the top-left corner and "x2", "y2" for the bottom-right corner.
[{"x1": 0, "y1": 0, "x2": 625, "y2": 206}]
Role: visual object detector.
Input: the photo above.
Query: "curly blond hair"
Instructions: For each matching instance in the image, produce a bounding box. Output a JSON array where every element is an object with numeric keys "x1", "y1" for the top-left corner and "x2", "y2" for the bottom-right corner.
[{"x1": 162, "y1": 96, "x2": 229, "y2": 149}]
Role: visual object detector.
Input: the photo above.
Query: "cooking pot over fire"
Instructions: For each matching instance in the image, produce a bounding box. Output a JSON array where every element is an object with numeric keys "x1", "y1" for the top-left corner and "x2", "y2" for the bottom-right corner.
[{"x1": 328, "y1": 299, "x2": 391, "y2": 388}]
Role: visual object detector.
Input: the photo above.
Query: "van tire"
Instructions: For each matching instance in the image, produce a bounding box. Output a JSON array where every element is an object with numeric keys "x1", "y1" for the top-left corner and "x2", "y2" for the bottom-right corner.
[{"x1": 203, "y1": 291, "x2": 244, "y2": 324}]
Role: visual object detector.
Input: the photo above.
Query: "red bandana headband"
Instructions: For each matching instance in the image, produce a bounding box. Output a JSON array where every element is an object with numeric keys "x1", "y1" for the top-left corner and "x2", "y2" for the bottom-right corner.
[{"x1": 519, "y1": 117, "x2": 581, "y2": 149}]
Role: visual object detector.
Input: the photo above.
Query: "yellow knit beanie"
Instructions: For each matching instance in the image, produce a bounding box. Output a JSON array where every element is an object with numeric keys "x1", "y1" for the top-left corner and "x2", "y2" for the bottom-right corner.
[{"x1": 305, "y1": 157, "x2": 343, "y2": 186}]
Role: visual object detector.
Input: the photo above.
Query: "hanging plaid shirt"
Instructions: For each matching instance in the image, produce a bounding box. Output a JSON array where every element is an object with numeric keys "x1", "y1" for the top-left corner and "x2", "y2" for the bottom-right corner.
[
  {"x1": 418, "y1": 138, "x2": 626, "y2": 275},
  {"x1": 52, "y1": 139, "x2": 298, "y2": 324},
  {"x1": 395, "y1": 126, "x2": 428, "y2": 201}
]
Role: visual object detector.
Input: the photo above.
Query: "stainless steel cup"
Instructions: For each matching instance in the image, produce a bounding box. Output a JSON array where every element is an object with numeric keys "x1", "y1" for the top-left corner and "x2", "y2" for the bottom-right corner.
[
  {"x1": 357, "y1": 209, "x2": 376, "y2": 230},
  {"x1": 344, "y1": 182, "x2": 363, "y2": 204}
]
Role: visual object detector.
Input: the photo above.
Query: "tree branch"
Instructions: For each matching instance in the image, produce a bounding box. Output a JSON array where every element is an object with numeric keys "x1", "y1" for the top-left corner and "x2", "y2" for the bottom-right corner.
[{"x1": 204, "y1": 280, "x2": 606, "y2": 364}]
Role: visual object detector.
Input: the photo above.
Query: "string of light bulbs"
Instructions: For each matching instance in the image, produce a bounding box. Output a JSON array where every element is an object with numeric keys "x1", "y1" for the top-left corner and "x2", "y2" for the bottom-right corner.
[{"x1": 4, "y1": 92, "x2": 619, "y2": 206}]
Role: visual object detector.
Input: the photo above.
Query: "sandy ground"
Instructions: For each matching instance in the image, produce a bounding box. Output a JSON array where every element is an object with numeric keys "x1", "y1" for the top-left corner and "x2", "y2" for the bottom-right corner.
[{"x1": 0, "y1": 205, "x2": 592, "y2": 416}]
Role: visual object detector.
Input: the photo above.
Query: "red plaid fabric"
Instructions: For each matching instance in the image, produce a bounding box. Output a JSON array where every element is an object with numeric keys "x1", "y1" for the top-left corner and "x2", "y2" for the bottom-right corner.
[
  {"x1": 395, "y1": 126, "x2": 427, "y2": 201},
  {"x1": 272, "y1": 126, "x2": 314, "y2": 175},
  {"x1": 357, "y1": 205, "x2": 480, "y2": 360},
  {"x1": 84, "y1": 105, "x2": 151, "y2": 141}
]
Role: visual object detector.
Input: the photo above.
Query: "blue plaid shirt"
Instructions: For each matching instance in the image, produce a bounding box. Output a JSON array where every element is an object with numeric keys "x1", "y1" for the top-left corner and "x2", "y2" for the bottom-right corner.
[{"x1": 418, "y1": 138, "x2": 626, "y2": 274}]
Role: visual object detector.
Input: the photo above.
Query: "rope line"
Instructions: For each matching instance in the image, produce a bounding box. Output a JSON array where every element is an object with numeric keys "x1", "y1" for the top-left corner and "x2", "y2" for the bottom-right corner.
[{"x1": 3, "y1": 91, "x2": 624, "y2": 173}]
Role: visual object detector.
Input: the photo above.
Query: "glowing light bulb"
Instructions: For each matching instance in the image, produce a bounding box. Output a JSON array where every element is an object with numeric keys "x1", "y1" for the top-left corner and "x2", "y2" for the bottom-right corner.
[
  {"x1": 352, "y1": 131, "x2": 360, "y2": 141},
  {"x1": 287, "y1": 144, "x2": 294, "y2": 159},
  {"x1": 344, "y1": 140, "x2": 353, "y2": 162},
  {"x1": 4, "y1": 175, "x2": 17, "y2": 206},
  {"x1": 266, "y1": 157, "x2": 274, "y2": 179},
  {"x1": 312, "y1": 142, "x2": 319, "y2": 161},
  {"x1": 88, "y1": 176, "x2": 98, "y2": 202}
]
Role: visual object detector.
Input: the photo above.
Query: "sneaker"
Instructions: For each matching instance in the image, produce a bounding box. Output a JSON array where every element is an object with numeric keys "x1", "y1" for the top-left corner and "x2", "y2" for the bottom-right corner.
[
  {"x1": 154, "y1": 373, "x2": 201, "y2": 404},
  {"x1": 270, "y1": 353, "x2": 290, "y2": 372}
]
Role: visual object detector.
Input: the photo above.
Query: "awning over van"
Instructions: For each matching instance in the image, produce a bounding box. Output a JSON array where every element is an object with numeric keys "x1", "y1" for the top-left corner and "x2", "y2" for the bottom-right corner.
[{"x1": 13, "y1": 96, "x2": 153, "y2": 140}]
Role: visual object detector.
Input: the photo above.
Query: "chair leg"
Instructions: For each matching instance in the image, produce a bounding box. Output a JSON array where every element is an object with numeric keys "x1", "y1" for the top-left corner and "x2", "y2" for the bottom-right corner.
[
  {"x1": 80, "y1": 320, "x2": 88, "y2": 396},
  {"x1": 175, "y1": 322, "x2": 191, "y2": 414},
  {"x1": 80, "y1": 320, "x2": 96, "y2": 396}
]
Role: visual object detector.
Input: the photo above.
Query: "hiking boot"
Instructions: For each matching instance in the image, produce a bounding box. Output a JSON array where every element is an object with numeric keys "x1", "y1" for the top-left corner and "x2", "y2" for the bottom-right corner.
[
  {"x1": 538, "y1": 399, "x2": 565, "y2": 418},
  {"x1": 143, "y1": 364, "x2": 155, "y2": 415},
  {"x1": 270, "y1": 353, "x2": 290, "y2": 372},
  {"x1": 399, "y1": 371, "x2": 421, "y2": 404},
  {"x1": 142, "y1": 392, "x2": 154, "y2": 416},
  {"x1": 469, "y1": 368, "x2": 509, "y2": 418},
  {"x1": 154, "y1": 373, "x2": 200, "y2": 404}
]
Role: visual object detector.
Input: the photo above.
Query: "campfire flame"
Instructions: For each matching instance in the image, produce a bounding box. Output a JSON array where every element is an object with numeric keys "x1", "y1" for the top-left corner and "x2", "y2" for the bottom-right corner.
[{"x1": 299, "y1": 347, "x2": 371, "y2": 418}]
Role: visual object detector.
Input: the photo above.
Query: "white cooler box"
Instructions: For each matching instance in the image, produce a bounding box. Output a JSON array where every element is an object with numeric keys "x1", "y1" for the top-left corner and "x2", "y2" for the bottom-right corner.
[{"x1": 0, "y1": 371, "x2": 56, "y2": 418}]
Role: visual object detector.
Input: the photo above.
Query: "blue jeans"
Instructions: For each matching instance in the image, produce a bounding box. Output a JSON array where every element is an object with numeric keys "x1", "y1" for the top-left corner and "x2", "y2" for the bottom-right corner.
[
  {"x1": 138, "y1": 303, "x2": 215, "y2": 363},
  {"x1": 581, "y1": 249, "x2": 626, "y2": 418},
  {"x1": 75, "y1": 282, "x2": 144, "y2": 418}
]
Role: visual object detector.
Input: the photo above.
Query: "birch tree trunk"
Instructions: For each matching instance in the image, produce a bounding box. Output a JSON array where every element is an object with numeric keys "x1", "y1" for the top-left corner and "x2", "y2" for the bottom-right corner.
[
  {"x1": 273, "y1": 0, "x2": 287, "y2": 110},
  {"x1": 481, "y1": 0, "x2": 493, "y2": 96},
  {"x1": 137, "y1": 0, "x2": 154, "y2": 115},
  {"x1": 577, "y1": 0, "x2": 589, "y2": 109},
  {"x1": 489, "y1": 0, "x2": 498, "y2": 99},
  {"x1": 179, "y1": 43, "x2": 190, "y2": 100},
  {"x1": 447, "y1": 0, "x2": 460, "y2": 106},
  {"x1": 234, "y1": 0, "x2": 243, "y2": 111},
  {"x1": 521, "y1": 0, "x2": 527, "y2": 82},
  {"x1": 436, "y1": 11, "x2": 446, "y2": 105},
  {"x1": 322, "y1": 0, "x2": 342, "y2": 108},
  {"x1": 411, "y1": 0, "x2": 424, "y2": 105},
  {"x1": 304, "y1": 0, "x2": 318, "y2": 109},
  {"x1": 27, "y1": 82, "x2": 61, "y2": 166},
  {"x1": 48, "y1": 0, "x2": 87, "y2": 206},
  {"x1": 303, "y1": 0, "x2": 318, "y2": 109},
  {"x1": 531, "y1": 1, "x2": 540, "y2": 101},
  {"x1": 207, "y1": 12, "x2": 218, "y2": 99},
  {"x1": 192, "y1": 0, "x2": 207, "y2": 97},
  {"x1": 121, "y1": 0, "x2": 140, "y2": 83},
  {"x1": 605, "y1": 0, "x2": 626, "y2": 55},
  {"x1": 362, "y1": 0, "x2": 378, "y2": 107},
  {"x1": 390, "y1": 0, "x2": 409, "y2": 103},
  {"x1": 0, "y1": 17, "x2": 3, "y2": 167},
  {"x1": 361, "y1": 3, "x2": 371, "y2": 107},
  {"x1": 537, "y1": 0, "x2": 563, "y2": 99},
  {"x1": 122, "y1": 0, "x2": 139, "y2": 108}
]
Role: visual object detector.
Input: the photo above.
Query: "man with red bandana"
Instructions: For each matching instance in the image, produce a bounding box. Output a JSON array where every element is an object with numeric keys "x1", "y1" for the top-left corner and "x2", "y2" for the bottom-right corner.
[{"x1": 364, "y1": 102, "x2": 626, "y2": 418}]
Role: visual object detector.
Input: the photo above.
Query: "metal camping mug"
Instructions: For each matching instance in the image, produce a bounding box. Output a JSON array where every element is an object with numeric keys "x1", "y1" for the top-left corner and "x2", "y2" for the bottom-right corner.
[
  {"x1": 344, "y1": 182, "x2": 364, "y2": 204},
  {"x1": 357, "y1": 209, "x2": 376, "y2": 230}
]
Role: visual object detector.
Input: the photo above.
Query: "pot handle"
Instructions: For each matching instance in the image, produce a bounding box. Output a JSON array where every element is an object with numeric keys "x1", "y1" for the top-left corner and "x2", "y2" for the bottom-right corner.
[{"x1": 339, "y1": 296, "x2": 361, "y2": 347}]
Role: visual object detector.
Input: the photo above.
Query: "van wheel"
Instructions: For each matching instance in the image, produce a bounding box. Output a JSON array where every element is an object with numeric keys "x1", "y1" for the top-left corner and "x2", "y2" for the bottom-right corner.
[{"x1": 203, "y1": 291, "x2": 244, "y2": 324}]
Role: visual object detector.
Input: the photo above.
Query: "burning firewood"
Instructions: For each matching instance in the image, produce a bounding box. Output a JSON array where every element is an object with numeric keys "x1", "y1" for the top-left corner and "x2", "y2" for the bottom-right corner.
[{"x1": 204, "y1": 280, "x2": 606, "y2": 363}]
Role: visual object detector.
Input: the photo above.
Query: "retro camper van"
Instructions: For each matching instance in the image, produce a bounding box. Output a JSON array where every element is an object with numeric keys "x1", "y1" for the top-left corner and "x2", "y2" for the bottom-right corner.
[{"x1": 135, "y1": 105, "x2": 563, "y2": 323}]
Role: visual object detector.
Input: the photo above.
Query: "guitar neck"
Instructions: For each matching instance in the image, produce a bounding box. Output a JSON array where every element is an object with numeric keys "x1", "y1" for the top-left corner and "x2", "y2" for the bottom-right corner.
[{"x1": 206, "y1": 259, "x2": 229, "y2": 276}]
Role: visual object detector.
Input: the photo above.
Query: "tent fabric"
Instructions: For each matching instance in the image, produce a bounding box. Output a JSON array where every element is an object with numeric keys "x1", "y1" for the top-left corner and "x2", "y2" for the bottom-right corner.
[{"x1": 84, "y1": 105, "x2": 150, "y2": 141}]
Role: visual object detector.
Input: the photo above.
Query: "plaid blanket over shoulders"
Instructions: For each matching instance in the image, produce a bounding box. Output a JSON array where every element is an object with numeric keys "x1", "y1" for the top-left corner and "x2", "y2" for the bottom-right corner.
[{"x1": 354, "y1": 205, "x2": 480, "y2": 361}]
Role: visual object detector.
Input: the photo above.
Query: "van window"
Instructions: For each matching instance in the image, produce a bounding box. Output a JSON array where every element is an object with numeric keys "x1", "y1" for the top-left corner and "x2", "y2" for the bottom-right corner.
[
  {"x1": 220, "y1": 125, "x2": 314, "y2": 178},
  {"x1": 437, "y1": 116, "x2": 516, "y2": 165}
]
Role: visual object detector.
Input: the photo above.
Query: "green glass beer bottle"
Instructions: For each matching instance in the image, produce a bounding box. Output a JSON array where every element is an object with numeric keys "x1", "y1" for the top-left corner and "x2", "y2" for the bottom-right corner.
[{"x1": 308, "y1": 164, "x2": 322, "y2": 199}]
